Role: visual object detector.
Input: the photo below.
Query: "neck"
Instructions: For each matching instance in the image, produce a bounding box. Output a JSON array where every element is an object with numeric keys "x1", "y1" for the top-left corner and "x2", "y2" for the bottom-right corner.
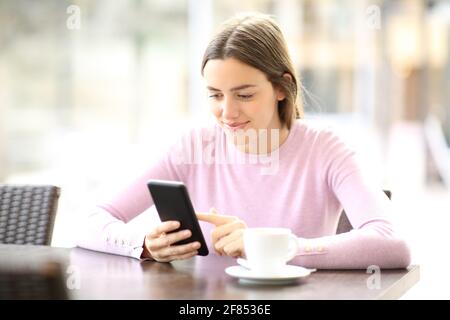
[{"x1": 232, "y1": 125, "x2": 290, "y2": 155}]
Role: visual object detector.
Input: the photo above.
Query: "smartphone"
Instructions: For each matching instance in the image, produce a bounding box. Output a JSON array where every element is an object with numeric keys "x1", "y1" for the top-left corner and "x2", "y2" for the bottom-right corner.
[{"x1": 147, "y1": 180, "x2": 209, "y2": 256}]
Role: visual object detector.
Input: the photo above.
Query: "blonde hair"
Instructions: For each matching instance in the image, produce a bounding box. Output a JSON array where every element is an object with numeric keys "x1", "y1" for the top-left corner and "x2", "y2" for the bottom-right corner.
[{"x1": 201, "y1": 13, "x2": 302, "y2": 129}]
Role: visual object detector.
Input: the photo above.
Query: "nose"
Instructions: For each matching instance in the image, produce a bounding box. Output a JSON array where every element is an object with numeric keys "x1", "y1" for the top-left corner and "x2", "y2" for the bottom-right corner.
[{"x1": 221, "y1": 96, "x2": 240, "y2": 120}]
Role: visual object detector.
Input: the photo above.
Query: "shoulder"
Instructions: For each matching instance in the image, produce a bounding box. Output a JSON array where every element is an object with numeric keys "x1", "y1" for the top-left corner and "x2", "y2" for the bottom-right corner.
[
  {"x1": 292, "y1": 119, "x2": 347, "y2": 149},
  {"x1": 290, "y1": 119, "x2": 357, "y2": 171}
]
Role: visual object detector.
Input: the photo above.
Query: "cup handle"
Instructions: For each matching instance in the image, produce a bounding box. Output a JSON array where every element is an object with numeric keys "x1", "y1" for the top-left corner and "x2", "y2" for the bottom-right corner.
[{"x1": 286, "y1": 234, "x2": 300, "y2": 262}]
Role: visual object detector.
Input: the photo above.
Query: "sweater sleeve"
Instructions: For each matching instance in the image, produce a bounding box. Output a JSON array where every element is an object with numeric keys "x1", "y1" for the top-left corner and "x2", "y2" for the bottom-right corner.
[
  {"x1": 292, "y1": 129, "x2": 411, "y2": 269},
  {"x1": 76, "y1": 131, "x2": 190, "y2": 259}
]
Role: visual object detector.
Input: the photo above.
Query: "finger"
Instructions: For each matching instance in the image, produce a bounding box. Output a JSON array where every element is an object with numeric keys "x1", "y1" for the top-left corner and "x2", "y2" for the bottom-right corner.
[
  {"x1": 151, "y1": 255, "x2": 172, "y2": 263},
  {"x1": 149, "y1": 229, "x2": 192, "y2": 250},
  {"x1": 196, "y1": 213, "x2": 236, "y2": 226},
  {"x1": 168, "y1": 250, "x2": 198, "y2": 261},
  {"x1": 223, "y1": 239, "x2": 244, "y2": 257},
  {"x1": 148, "y1": 221, "x2": 180, "y2": 238},
  {"x1": 211, "y1": 222, "x2": 243, "y2": 255},
  {"x1": 209, "y1": 230, "x2": 222, "y2": 256},
  {"x1": 157, "y1": 241, "x2": 201, "y2": 258},
  {"x1": 215, "y1": 228, "x2": 243, "y2": 250},
  {"x1": 215, "y1": 229, "x2": 243, "y2": 255},
  {"x1": 151, "y1": 241, "x2": 199, "y2": 261},
  {"x1": 211, "y1": 220, "x2": 246, "y2": 245}
]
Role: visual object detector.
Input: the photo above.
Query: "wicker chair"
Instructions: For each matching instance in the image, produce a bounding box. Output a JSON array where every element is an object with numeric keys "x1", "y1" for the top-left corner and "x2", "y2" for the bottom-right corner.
[
  {"x1": 336, "y1": 190, "x2": 392, "y2": 234},
  {"x1": 0, "y1": 185, "x2": 61, "y2": 245}
]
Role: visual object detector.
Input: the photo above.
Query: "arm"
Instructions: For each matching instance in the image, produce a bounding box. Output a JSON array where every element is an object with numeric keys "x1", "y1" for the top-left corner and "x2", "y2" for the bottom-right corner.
[
  {"x1": 76, "y1": 207, "x2": 150, "y2": 259},
  {"x1": 293, "y1": 206, "x2": 412, "y2": 269},
  {"x1": 292, "y1": 130, "x2": 411, "y2": 269},
  {"x1": 76, "y1": 137, "x2": 187, "y2": 259}
]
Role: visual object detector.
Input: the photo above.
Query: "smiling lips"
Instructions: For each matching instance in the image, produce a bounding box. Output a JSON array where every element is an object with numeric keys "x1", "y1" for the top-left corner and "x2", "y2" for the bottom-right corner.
[{"x1": 223, "y1": 121, "x2": 250, "y2": 131}]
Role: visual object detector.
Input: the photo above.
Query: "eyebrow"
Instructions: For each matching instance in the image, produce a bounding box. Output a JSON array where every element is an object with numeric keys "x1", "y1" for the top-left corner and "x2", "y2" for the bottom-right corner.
[{"x1": 206, "y1": 84, "x2": 258, "y2": 92}]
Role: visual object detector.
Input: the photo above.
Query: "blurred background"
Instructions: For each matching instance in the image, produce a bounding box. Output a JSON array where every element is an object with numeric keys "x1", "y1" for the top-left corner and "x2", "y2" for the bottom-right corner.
[{"x1": 0, "y1": 0, "x2": 449, "y2": 298}]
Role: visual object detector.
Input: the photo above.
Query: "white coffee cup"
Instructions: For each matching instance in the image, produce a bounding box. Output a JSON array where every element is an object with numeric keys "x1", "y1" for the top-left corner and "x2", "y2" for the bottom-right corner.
[{"x1": 243, "y1": 227, "x2": 299, "y2": 276}]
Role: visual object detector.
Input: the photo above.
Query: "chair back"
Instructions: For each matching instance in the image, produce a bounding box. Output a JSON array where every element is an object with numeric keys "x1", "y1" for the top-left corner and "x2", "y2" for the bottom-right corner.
[
  {"x1": 0, "y1": 185, "x2": 61, "y2": 245},
  {"x1": 336, "y1": 190, "x2": 391, "y2": 234}
]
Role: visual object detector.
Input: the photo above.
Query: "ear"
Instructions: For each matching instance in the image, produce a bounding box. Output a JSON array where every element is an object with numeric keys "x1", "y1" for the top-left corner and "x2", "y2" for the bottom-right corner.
[{"x1": 276, "y1": 73, "x2": 292, "y2": 101}]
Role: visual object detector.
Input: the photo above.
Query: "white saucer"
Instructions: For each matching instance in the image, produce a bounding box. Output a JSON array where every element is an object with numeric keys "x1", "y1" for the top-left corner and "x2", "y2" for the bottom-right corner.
[{"x1": 225, "y1": 265, "x2": 312, "y2": 285}]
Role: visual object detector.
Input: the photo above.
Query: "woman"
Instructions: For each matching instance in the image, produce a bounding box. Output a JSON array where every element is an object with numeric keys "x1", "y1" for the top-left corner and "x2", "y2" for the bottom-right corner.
[{"x1": 77, "y1": 13, "x2": 411, "y2": 269}]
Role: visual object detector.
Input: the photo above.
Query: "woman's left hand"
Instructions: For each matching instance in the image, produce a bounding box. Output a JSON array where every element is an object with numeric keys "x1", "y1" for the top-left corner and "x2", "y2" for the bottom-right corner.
[{"x1": 197, "y1": 208, "x2": 247, "y2": 257}]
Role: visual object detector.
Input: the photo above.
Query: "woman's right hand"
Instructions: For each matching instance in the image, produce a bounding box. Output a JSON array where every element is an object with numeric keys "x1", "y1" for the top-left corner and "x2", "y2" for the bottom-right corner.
[{"x1": 141, "y1": 221, "x2": 201, "y2": 262}]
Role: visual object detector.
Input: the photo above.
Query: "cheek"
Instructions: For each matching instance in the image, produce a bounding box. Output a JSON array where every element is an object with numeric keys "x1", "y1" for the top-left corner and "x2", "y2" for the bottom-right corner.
[
  {"x1": 244, "y1": 99, "x2": 274, "y2": 118},
  {"x1": 210, "y1": 104, "x2": 221, "y2": 118},
  {"x1": 242, "y1": 103, "x2": 259, "y2": 116}
]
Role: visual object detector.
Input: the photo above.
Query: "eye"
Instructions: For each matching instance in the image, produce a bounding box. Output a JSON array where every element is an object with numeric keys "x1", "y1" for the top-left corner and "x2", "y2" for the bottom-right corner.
[
  {"x1": 237, "y1": 94, "x2": 253, "y2": 100},
  {"x1": 208, "y1": 93, "x2": 223, "y2": 99}
]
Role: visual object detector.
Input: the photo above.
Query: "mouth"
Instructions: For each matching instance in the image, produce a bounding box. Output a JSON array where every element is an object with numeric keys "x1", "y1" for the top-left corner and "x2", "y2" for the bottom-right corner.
[{"x1": 222, "y1": 121, "x2": 250, "y2": 131}]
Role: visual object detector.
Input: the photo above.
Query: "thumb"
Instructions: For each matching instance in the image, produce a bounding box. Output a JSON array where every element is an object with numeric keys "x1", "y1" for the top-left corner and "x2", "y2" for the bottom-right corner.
[{"x1": 209, "y1": 207, "x2": 218, "y2": 214}]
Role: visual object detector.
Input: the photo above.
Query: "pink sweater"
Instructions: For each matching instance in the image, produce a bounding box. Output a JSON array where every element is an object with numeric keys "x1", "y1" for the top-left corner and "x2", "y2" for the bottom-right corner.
[{"x1": 77, "y1": 120, "x2": 411, "y2": 269}]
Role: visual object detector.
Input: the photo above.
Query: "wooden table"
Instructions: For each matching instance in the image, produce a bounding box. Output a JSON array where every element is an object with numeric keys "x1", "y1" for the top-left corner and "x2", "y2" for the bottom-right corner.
[{"x1": 0, "y1": 244, "x2": 419, "y2": 300}]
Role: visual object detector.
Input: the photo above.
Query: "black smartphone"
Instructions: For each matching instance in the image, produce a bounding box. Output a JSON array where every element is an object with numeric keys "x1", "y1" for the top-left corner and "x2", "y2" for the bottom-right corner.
[{"x1": 147, "y1": 180, "x2": 209, "y2": 256}]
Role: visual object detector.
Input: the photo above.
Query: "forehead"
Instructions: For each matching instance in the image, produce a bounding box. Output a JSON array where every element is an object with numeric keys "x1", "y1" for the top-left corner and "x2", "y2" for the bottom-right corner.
[{"x1": 203, "y1": 58, "x2": 268, "y2": 89}]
